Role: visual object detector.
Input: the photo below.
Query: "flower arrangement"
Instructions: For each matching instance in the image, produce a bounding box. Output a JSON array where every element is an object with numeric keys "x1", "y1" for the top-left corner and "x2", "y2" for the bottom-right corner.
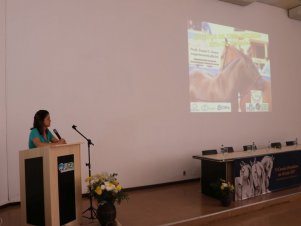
[
  {"x1": 209, "y1": 178, "x2": 234, "y2": 199},
  {"x1": 86, "y1": 173, "x2": 128, "y2": 205},
  {"x1": 219, "y1": 179, "x2": 234, "y2": 198}
]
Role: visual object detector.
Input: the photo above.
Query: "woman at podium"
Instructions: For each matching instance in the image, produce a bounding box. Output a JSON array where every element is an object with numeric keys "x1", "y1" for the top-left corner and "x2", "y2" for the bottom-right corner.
[{"x1": 28, "y1": 110, "x2": 66, "y2": 149}]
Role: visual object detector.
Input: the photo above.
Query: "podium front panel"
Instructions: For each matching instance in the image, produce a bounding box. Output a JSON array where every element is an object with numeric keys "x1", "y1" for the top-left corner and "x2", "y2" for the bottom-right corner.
[
  {"x1": 57, "y1": 154, "x2": 76, "y2": 225},
  {"x1": 25, "y1": 157, "x2": 45, "y2": 225}
]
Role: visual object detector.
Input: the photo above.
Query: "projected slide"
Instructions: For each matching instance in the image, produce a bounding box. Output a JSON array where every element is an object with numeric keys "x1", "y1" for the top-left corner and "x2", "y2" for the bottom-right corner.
[{"x1": 188, "y1": 21, "x2": 271, "y2": 112}]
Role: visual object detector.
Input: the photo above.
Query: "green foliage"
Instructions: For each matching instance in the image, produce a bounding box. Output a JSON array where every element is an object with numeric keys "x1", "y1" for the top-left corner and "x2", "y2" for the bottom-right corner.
[{"x1": 210, "y1": 178, "x2": 234, "y2": 199}]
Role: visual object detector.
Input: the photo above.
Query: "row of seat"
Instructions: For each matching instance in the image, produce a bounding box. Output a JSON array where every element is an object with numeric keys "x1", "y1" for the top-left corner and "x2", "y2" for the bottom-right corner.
[{"x1": 202, "y1": 140, "x2": 297, "y2": 155}]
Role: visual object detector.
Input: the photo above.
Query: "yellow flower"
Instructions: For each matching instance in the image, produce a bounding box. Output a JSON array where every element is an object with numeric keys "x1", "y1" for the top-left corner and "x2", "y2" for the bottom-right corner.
[
  {"x1": 95, "y1": 186, "x2": 102, "y2": 195},
  {"x1": 116, "y1": 184, "x2": 122, "y2": 191},
  {"x1": 220, "y1": 185, "x2": 224, "y2": 190},
  {"x1": 85, "y1": 176, "x2": 92, "y2": 183},
  {"x1": 112, "y1": 180, "x2": 119, "y2": 186}
]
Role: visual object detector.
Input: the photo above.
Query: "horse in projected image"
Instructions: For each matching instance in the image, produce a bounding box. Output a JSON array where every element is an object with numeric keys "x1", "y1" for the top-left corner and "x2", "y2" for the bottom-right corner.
[
  {"x1": 189, "y1": 44, "x2": 272, "y2": 111},
  {"x1": 235, "y1": 161, "x2": 254, "y2": 200},
  {"x1": 251, "y1": 158, "x2": 267, "y2": 196}
]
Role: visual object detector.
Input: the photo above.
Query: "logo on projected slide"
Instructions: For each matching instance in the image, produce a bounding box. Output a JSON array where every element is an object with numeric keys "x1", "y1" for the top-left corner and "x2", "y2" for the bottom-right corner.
[
  {"x1": 190, "y1": 102, "x2": 231, "y2": 112},
  {"x1": 58, "y1": 162, "x2": 74, "y2": 173},
  {"x1": 217, "y1": 104, "x2": 231, "y2": 111}
]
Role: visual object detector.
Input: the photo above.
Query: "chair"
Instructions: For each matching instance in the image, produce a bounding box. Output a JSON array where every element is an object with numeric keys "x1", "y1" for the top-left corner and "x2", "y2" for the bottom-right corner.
[
  {"x1": 202, "y1": 149, "x2": 218, "y2": 155},
  {"x1": 243, "y1": 145, "x2": 257, "y2": 151},
  {"x1": 271, "y1": 142, "x2": 281, "y2": 149},
  {"x1": 286, "y1": 141, "x2": 296, "y2": 146},
  {"x1": 224, "y1": 146, "x2": 234, "y2": 153}
]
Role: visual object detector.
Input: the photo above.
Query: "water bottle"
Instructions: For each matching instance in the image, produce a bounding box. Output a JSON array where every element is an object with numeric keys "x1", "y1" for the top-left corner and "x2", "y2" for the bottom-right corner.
[
  {"x1": 238, "y1": 92, "x2": 241, "y2": 112},
  {"x1": 221, "y1": 144, "x2": 224, "y2": 155},
  {"x1": 252, "y1": 142, "x2": 255, "y2": 152}
]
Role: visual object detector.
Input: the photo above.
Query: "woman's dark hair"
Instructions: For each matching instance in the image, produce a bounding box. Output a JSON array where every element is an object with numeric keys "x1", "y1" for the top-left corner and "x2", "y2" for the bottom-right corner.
[{"x1": 31, "y1": 110, "x2": 50, "y2": 135}]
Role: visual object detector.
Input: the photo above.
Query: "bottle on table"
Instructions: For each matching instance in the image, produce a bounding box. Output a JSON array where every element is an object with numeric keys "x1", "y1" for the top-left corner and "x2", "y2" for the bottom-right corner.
[{"x1": 252, "y1": 142, "x2": 255, "y2": 152}]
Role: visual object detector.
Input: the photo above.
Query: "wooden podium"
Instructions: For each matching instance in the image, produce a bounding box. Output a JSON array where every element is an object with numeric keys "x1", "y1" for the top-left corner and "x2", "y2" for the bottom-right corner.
[{"x1": 19, "y1": 143, "x2": 82, "y2": 226}]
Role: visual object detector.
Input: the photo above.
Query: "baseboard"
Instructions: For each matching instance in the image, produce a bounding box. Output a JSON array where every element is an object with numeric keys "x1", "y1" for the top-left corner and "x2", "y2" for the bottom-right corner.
[
  {"x1": 82, "y1": 178, "x2": 200, "y2": 197},
  {"x1": 123, "y1": 178, "x2": 200, "y2": 192},
  {"x1": 0, "y1": 201, "x2": 20, "y2": 209}
]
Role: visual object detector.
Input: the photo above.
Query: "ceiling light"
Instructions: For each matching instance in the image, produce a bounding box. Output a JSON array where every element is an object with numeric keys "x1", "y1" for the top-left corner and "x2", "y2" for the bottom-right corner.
[{"x1": 219, "y1": 0, "x2": 257, "y2": 6}]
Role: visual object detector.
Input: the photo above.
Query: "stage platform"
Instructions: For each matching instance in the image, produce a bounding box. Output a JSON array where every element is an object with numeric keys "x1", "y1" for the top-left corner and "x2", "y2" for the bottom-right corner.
[
  {"x1": 115, "y1": 180, "x2": 301, "y2": 226},
  {"x1": 1, "y1": 181, "x2": 301, "y2": 226}
]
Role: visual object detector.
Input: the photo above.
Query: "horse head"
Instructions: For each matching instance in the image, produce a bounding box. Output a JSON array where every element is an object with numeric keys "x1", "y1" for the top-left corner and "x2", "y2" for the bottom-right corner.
[
  {"x1": 223, "y1": 45, "x2": 262, "y2": 91},
  {"x1": 261, "y1": 156, "x2": 274, "y2": 179},
  {"x1": 240, "y1": 161, "x2": 252, "y2": 182},
  {"x1": 239, "y1": 161, "x2": 254, "y2": 199},
  {"x1": 261, "y1": 156, "x2": 274, "y2": 190},
  {"x1": 221, "y1": 44, "x2": 243, "y2": 69},
  {"x1": 251, "y1": 159, "x2": 259, "y2": 188},
  {"x1": 251, "y1": 159, "x2": 266, "y2": 193}
]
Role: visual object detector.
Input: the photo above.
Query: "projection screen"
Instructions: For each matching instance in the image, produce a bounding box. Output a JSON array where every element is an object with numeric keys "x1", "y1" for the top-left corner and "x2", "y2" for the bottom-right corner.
[{"x1": 188, "y1": 21, "x2": 271, "y2": 113}]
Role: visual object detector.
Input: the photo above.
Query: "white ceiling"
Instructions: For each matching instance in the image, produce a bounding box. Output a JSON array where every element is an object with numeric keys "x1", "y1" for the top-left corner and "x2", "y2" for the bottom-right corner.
[
  {"x1": 257, "y1": 0, "x2": 301, "y2": 9},
  {"x1": 220, "y1": 0, "x2": 301, "y2": 20},
  {"x1": 220, "y1": 0, "x2": 301, "y2": 9}
]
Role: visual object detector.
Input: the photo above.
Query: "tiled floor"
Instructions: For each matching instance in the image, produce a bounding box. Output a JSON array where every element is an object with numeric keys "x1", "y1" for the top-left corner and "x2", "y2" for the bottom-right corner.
[{"x1": 1, "y1": 181, "x2": 301, "y2": 226}]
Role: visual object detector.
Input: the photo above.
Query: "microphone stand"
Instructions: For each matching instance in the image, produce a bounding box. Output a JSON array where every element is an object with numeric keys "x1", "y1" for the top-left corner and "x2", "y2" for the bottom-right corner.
[{"x1": 72, "y1": 125, "x2": 97, "y2": 220}]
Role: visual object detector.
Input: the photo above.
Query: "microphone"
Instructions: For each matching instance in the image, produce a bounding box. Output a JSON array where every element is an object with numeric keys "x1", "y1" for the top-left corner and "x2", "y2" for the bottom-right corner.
[
  {"x1": 72, "y1": 125, "x2": 77, "y2": 130},
  {"x1": 53, "y1": 129, "x2": 62, "y2": 140}
]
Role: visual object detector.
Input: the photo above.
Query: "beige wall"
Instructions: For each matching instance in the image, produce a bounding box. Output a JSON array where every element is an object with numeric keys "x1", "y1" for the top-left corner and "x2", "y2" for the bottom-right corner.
[
  {"x1": 3, "y1": 0, "x2": 301, "y2": 202},
  {"x1": 0, "y1": 0, "x2": 8, "y2": 205}
]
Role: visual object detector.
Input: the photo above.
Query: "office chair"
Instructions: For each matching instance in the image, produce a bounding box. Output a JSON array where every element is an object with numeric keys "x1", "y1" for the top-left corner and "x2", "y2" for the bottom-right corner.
[
  {"x1": 202, "y1": 149, "x2": 218, "y2": 155},
  {"x1": 286, "y1": 141, "x2": 296, "y2": 146},
  {"x1": 243, "y1": 145, "x2": 257, "y2": 151},
  {"x1": 224, "y1": 146, "x2": 234, "y2": 153},
  {"x1": 271, "y1": 142, "x2": 281, "y2": 149}
]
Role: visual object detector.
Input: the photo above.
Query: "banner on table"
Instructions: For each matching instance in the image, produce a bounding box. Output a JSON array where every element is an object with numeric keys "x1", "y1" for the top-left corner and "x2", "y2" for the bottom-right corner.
[{"x1": 234, "y1": 150, "x2": 301, "y2": 200}]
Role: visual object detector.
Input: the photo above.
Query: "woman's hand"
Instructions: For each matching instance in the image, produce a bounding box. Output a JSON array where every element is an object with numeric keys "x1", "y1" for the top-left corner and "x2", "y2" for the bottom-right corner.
[{"x1": 57, "y1": 138, "x2": 67, "y2": 144}]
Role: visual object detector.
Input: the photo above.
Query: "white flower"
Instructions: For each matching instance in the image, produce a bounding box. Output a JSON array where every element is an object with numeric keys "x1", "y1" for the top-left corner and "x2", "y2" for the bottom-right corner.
[
  {"x1": 101, "y1": 185, "x2": 106, "y2": 190},
  {"x1": 105, "y1": 181, "x2": 116, "y2": 191}
]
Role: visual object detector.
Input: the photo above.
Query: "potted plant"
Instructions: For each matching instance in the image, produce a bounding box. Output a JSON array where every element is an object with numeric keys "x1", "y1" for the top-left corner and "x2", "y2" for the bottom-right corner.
[
  {"x1": 86, "y1": 173, "x2": 128, "y2": 225},
  {"x1": 219, "y1": 179, "x2": 234, "y2": 206}
]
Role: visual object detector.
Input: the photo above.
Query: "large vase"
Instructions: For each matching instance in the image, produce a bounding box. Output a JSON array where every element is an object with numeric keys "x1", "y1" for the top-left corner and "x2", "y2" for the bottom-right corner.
[
  {"x1": 220, "y1": 193, "x2": 233, "y2": 207},
  {"x1": 97, "y1": 202, "x2": 116, "y2": 226}
]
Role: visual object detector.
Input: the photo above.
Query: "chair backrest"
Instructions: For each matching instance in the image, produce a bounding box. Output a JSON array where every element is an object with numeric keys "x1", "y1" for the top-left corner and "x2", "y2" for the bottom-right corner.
[
  {"x1": 202, "y1": 149, "x2": 218, "y2": 155},
  {"x1": 224, "y1": 146, "x2": 234, "y2": 153},
  {"x1": 286, "y1": 141, "x2": 296, "y2": 146},
  {"x1": 271, "y1": 142, "x2": 281, "y2": 149},
  {"x1": 243, "y1": 145, "x2": 257, "y2": 151}
]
